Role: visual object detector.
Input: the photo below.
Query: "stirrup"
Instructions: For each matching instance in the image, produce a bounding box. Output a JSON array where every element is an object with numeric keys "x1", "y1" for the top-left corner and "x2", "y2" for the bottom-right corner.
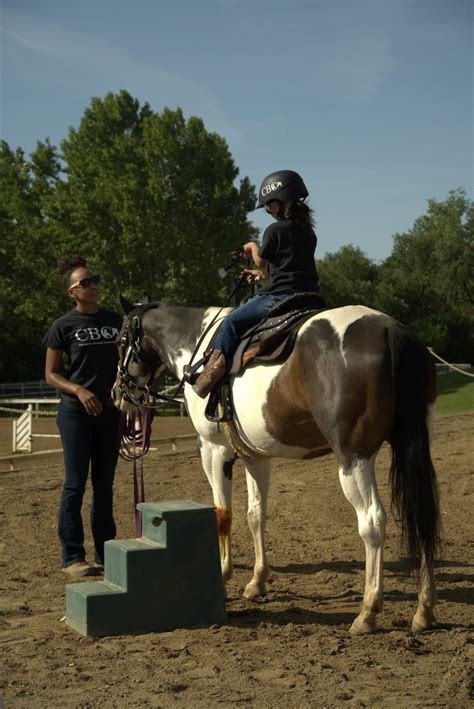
[
  {"x1": 205, "y1": 382, "x2": 233, "y2": 423},
  {"x1": 183, "y1": 355, "x2": 208, "y2": 385}
]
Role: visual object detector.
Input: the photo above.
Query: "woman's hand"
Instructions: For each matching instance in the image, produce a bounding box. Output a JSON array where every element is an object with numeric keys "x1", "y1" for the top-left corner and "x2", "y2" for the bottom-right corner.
[
  {"x1": 240, "y1": 268, "x2": 267, "y2": 285},
  {"x1": 75, "y1": 386, "x2": 103, "y2": 416}
]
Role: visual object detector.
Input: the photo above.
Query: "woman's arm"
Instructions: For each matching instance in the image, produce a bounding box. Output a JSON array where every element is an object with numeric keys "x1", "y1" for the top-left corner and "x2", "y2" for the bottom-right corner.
[
  {"x1": 45, "y1": 347, "x2": 103, "y2": 416},
  {"x1": 241, "y1": 242, "x2": 268, "y2": 268}
]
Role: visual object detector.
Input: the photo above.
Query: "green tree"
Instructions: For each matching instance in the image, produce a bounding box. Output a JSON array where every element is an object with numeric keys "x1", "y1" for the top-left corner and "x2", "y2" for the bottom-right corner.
[
  {"x1": 376, "y1": 189, "x2": 473, "y2": 359},
  {"x1": 317, "y1": 244, "x2": 379, "y2": 308},
  {"x1": 1, "y1": 92, "x2": 258, "y2": 380},
  {"x1": 0, "y1": 139, "x2": 63, "y2": 380},
  {"x1": 56, "y1": 91, "x2": 257, "y2": 306}
]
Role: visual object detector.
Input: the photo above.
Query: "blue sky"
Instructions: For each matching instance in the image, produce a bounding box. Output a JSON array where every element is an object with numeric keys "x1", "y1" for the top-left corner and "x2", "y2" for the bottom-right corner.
[{"x1": 1, "y1": 0, "x2": 472, "y2": 261}]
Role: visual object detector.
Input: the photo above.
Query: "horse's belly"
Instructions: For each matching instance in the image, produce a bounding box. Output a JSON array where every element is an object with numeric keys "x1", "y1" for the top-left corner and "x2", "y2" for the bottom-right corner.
[{"x1": 232, "y1": 365, "x2": 331, "y2": 460}]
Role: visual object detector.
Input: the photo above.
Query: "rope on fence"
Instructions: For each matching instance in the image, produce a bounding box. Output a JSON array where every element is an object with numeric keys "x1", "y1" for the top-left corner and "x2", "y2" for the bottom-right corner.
[
  {"x1": 0, "y1": 405, "x2": 58, "y2": 415},
  {"x1": 429, "y1": 349, "x2": 474, "y2": 378}
]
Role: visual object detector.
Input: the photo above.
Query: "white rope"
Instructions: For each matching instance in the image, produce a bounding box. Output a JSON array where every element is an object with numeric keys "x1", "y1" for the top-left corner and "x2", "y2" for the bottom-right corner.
[
  {"x1": 429, "y1": 349, "x2": 474, "y2": 378},
  {"x1": 0, "y1": 405, "x2": 58, "y2": 415}
]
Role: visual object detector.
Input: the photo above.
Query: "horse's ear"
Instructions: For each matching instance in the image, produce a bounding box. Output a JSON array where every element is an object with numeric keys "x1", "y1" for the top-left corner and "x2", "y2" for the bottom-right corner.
[
  {"x1": 120, "y1": 293, "x2": 135, "y2": 315},
  {"x1": 142, "y1": 292, "x2": 151, "y2": 304}
]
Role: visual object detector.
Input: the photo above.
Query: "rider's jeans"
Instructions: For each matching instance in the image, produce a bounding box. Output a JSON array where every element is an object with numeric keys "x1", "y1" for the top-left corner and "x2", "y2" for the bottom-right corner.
[
  {"x1": 56, "y1": 403, "x2": 120, "y2": 567},
  {"x1": 213, "y1": 291, "x2": 292, "y2": 360}
]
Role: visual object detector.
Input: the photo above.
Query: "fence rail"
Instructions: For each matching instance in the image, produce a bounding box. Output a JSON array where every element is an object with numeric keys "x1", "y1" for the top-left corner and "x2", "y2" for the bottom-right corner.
[
  {"x1": 0, "y1": 433, "x2": 197, "y2": 473},
  {"x1": 0, "y1": 381, "x2": 57, "y2": 398}
]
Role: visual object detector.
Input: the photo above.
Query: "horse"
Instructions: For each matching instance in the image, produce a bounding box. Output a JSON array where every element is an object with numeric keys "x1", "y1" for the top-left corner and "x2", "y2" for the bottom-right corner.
[{"x1": 112, "y1": 296, "x2": 440, "y2": 635}]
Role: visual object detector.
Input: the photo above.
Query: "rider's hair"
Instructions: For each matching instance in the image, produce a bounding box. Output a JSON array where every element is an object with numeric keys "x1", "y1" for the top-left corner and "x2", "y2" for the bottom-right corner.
[
  {"x1": 59, "y1": 255, "x2": 87, "y2": 290},
  {"x1": 273, "y1": 200, "x2": 315, "y2": 234}
]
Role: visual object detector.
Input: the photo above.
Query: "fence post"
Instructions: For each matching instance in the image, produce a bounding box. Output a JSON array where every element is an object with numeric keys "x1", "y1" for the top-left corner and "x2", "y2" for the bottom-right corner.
[{"x1": 12, "y1": 405, "x2": 33, "y2": 453}]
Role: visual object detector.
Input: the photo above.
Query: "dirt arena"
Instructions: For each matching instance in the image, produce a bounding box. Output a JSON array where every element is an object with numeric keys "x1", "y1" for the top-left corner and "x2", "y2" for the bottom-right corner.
[{"x1": 0, "y1": 412, "x2": 472, "y2": 708}]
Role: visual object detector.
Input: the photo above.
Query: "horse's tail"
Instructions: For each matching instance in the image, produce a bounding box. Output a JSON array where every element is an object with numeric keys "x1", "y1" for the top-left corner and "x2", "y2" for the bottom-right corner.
[{"x1": 387, "y1": 322, "x2": 440, "y2": 570}]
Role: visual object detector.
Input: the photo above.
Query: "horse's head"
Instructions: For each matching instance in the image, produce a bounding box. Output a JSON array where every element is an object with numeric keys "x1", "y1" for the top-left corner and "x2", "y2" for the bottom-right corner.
[{"x1": 112, "y1": 294, "x2": 166, "y2": 412}]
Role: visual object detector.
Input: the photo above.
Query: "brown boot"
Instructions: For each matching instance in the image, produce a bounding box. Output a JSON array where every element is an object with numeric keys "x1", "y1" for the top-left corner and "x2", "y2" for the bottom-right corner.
[{"x1": 192, "y1": 349, "x2": 228, "y2": 398}]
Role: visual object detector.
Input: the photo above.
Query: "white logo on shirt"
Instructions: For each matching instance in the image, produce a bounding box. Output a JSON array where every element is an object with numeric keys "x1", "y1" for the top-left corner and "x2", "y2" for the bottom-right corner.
[{"x1": 75, "y1": 326, "x2": 119, "y2": 343}]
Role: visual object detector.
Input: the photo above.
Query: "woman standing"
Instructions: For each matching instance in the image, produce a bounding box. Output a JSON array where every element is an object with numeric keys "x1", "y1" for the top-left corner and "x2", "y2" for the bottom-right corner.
[
  {"x1": 192, "y1": 169, "x2": 320, "y2": 397},
  {"x1": 44, "y1": 256, "x2": 122, "y2": 577}
]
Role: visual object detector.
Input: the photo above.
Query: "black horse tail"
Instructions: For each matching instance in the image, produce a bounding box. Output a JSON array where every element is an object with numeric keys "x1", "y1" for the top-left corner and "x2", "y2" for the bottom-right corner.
[{"x1": 388, "y1": 322, "x2": 440, "y2": 570}]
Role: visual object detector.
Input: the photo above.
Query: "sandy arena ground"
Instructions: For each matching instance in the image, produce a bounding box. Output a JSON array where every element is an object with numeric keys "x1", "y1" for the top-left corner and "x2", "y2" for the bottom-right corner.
[{"x1": 0, "y1": 412, "x2": 472, "y2": 708}]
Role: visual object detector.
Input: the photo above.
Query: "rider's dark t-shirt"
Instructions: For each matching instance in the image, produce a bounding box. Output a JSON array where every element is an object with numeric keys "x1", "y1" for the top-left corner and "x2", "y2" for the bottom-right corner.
[
  {"x1": 43, "y1": 308, "x2": 123, "y2": 408},
  {"x1": 258, "y1": 220, "x2": 319, "y2": 294}
]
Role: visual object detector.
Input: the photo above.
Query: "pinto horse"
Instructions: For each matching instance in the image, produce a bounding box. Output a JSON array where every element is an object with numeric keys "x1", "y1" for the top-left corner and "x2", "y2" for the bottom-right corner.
[{"x1": 112, "y1": 297, "x2": 440, "y2": 635}]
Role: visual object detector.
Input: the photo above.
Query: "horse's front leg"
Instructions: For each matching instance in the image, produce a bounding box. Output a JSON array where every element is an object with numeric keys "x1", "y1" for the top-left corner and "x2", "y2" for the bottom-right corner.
[
  {"x1": 242, "y1": 459, "x2": 271, "y2": 599},
  {"x1": 338, "y1": 455, "x2": 387, "y2": 635},
  {"x1": 198, "y1": 438, "x2": 236, "y2": 587}
]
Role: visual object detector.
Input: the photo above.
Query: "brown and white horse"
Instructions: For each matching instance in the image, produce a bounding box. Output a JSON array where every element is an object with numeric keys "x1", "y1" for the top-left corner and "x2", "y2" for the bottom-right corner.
[{"x1": 113, "y1": 298, "x2": 440, "y2": 635}]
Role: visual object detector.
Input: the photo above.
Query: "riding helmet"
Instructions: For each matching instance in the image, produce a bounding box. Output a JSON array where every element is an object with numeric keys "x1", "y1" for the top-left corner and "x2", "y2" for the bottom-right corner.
[{"x1": 256, "y1": 170, "x2": 309, "y2": 209}]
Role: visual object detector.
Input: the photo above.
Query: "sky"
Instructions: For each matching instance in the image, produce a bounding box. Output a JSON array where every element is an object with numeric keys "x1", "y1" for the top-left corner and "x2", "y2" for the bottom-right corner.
[{"x1": 1, "y1": 0, "x2": 472, "y2": 261}]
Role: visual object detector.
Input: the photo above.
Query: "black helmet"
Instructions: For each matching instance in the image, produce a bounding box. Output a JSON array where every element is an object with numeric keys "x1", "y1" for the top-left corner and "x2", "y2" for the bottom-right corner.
[{"x1": 256, "y1": 170, "x2": 309, "y2": 209}]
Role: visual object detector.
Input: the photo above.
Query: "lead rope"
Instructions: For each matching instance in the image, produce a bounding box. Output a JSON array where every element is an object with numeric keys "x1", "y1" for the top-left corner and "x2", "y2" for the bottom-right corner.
[{"x1": 118, "y1": 409, "x2": 154, "y2": 536}]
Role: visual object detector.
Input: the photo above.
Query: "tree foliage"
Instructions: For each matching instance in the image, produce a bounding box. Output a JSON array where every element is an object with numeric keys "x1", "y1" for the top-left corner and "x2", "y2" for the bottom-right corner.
[
  {"x1": 376, "y1": 189, "x2": 473, "y2": 360},
  {"x1": 0, "y1": 139, "x2": 64, "y2": 380},
  {"x1": 55, "y1": 92, "x2": 257, "y2": 306},
  {"x1": 317, "y1": 245, "x2": 379, "y2": 308},
  {"x1": 316, "y1": 189, "x2": 473, "y2": 360},
  {"x1": 1, "y1": 91, "x2": 257, "y2": 380},
  {"x1": 0, "y1": 89, "x2": 472, "y2": 382}
]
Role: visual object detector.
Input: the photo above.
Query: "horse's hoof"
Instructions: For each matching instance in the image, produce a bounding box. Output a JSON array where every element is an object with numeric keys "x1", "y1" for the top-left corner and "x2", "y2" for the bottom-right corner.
[
  {"x1": 411, "y1": 611, "x2": 437, "y2": 633},
  {"x1": 349, "y1": 616, "x2": 377, "y2": 635},
  {"x1": 243, "y1": 580, "x2": 266, "y2": 599}
]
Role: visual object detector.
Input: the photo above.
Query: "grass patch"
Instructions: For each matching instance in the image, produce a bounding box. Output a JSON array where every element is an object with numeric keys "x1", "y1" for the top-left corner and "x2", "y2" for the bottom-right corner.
[{"x1": 436, "y1": 367, "x2": 474, "y2": 415}]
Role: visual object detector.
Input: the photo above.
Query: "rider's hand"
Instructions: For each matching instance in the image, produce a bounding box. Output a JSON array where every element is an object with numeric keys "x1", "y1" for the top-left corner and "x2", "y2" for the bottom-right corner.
[
  {"x1": 240, "y1": 243, "x2": 254, "y2": 259},
  {"x1": 240, "y1": 268, "x2": 266, "y2": 284},
  {"x1": 75, "y1": 386, "x2": 103, "y2": 416}
]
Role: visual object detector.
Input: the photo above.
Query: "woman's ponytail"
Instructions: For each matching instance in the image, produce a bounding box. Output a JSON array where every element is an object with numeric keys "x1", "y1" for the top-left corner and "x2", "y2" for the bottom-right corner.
[{"x1": 284, "y1": 201, "x2": 315, "y2": 234}]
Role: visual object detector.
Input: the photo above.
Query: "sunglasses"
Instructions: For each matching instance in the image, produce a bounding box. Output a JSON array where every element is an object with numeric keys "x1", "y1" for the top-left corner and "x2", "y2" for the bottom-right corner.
[{"x1": 69, "y1": 274, "x2": 101, "y2": 289}]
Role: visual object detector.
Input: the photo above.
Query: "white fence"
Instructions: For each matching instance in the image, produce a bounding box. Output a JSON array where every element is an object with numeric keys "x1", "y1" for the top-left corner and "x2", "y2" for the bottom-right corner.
[{"x1": 11, "y1": 405, "x2": 60, "y2": 453}]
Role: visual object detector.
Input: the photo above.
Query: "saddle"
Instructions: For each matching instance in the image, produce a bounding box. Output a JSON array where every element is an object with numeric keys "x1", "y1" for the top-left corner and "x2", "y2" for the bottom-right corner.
[
  {"x1": 200, "y1": 292, "x2": 327, "y2": 424},
  {"x1": 229, "y1": 292, "x2": 326, "y2": 374}
]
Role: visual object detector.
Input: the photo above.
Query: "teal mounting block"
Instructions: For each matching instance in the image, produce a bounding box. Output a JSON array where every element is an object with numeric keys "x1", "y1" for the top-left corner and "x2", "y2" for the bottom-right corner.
[{"x1": 66, "y1": 500, "x2": 227, "y2": 636}]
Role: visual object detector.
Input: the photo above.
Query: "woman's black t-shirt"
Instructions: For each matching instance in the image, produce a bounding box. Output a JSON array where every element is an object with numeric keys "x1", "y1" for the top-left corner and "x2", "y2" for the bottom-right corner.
[
  {"x1": 43, "y1": 308, "x2": 123, "y2": 408},
  {"x1": 258, "y1": 220, "x2": 319, "y2": 294}
]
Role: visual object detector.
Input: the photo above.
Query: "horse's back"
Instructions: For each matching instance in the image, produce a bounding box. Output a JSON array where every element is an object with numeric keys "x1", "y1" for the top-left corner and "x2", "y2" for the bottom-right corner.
[{"x1": 232, "y1": 305, "x2": 397, "y2": 461}]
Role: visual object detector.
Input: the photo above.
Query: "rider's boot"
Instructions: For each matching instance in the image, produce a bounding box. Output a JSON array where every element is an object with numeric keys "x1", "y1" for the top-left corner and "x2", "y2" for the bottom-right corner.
[{"x1": 192, "y1": 349, "x2": 229, "y2": 398}]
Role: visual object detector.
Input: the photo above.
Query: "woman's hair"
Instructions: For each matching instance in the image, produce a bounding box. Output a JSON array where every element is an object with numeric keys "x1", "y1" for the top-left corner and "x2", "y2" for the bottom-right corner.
[
  {"x1": 271, "y1": 200, "x2": 315, "y2": 234},
  {"x1": 59, "y1": 255, "x2": 87, "y2": 289},
  {"x1": 284, "y1": 200, "x2": 315, "y2": 234}
]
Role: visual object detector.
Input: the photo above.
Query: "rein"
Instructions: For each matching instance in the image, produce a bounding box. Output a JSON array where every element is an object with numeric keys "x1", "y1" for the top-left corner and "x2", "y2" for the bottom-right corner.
[
  {"x1": 176, "y1": 273, "x2": 248, "y2": 375},
  {"x1": 116, "y1": 270, "x2": 252, "y2": 535},
  {"x1": 118, "y1": 274, "x2": 247, "y2": 410},
  {"x1": 118, "y1": 408, "x2": 154, "y2": 536}
]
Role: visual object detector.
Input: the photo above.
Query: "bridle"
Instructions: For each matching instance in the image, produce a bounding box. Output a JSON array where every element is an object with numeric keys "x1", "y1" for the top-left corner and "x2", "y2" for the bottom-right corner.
[
  {"x1": 117, "y1": 272, "x2": 249, "y2": 410},
  {"x1": 117, "y1": 304, "x2": 183, "y2": 409}
]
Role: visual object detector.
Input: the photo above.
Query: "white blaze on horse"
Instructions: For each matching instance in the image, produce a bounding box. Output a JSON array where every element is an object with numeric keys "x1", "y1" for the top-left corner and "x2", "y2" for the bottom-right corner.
[{"x1": 112, "y1": 297, "x2": 440, "y2": 635}]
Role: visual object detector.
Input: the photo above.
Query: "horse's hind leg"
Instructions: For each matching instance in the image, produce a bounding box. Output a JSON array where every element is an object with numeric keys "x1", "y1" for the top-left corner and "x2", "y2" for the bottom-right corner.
[
  {"x1": 338, "y1": 455, "x2": 387, "y2": 635},
  {"x1": 412, "y1": 555, "x2": 437, "y2": 632},
  {"x1": 242, "y1": 459, "x2": 271, "y2": 599},
  {"x1": 198, "y1": 438, "x2": 235, "y2": 586},
  {"x1": 412, "y1": 403, "x2": 437, "y2": 632}
]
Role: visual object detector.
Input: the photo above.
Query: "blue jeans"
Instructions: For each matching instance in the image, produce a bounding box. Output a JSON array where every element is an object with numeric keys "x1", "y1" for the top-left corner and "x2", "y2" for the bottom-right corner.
[
  {"x1": 57, "y1": 403, "x2": 120, "y2": 567},
  {"x1": 214, "y1": 291, "x2": 292, "y2": 360}
]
